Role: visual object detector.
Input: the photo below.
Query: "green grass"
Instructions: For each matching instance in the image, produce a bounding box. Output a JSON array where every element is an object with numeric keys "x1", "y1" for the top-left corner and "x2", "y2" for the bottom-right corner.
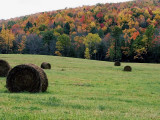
[{"x1": 0, "y1": 54, "x2": 160, "y2": 120}]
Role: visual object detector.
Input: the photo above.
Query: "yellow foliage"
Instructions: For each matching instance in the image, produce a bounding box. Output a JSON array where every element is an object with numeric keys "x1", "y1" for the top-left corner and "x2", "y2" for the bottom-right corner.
[
  {"x1": 142, "y1": 35, "x2": 147, "y2": 43},
  {"x1": 18, "y1": 35, "x2": 26, "y2": 53},
  {"x1": 90, "y1": 22, "x2": 96, "y2": 28},
  {"x1": 102, "y1": 26, "x2": 107, "y2": 32},
  {"x1": 55, "y1": 51, "x2": 62, "y2": 56},
  {"x1": 0, "y1": 24, "x2": 15, "y2": 49},
  {"x1": 134, "y1": 47, "x2": 147, "y2": 60},
  {"x1": 84, "y1": 48, "x2": 90, "y2": 59},
  {"x1": 54, "y1": 31, "x2": 61, "y2": 36},
  {"x1": 154, "y1": 14, "x2": 160, "y2": 23}
]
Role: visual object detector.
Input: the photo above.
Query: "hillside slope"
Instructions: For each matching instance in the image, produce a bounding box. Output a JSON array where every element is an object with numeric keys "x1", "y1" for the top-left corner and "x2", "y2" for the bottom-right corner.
[{"x1": 0, "y1": 0, "x2": 160, "y2": 62}]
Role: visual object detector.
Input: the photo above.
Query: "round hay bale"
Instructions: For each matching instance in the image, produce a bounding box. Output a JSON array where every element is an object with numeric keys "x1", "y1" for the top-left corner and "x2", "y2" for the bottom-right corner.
[
  {"x1": 114, "y1": 61, "x2": 121, "y2": 66},
  {"x1": 0, "y1": 59, "x2": 11, "y2": 77},
  {"x1": 124, "y1": 66, "x2": 132, "y2": 72},
  {"x1": 41, "y1": 62, "x2": 51, "y2": 69},
  {"x1": 6, "y1": 64, "x2": 48, "y2": 93}
]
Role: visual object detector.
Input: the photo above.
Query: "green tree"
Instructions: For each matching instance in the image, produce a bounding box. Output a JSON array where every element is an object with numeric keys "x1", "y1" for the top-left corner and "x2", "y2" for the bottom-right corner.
[
  {"x1": 56, "y1": 34, "x2": 71, "y2": 56},
  {"x1": 143, "y1": 25, "x2": 155, "y2": 51},
  {"x1": 25, "y1": 21, "x2": 33, "y2": 30},
  {"x1": 64, "y1": 22, "x2": 70, "y2": 35},
  {"x1": 42, "y1": 30, "x2": 56, "y2": 54},
  {"x1": 112, "y1": 26, "x2": 122, "y2": 61},
  {"x1": 39, "y1": 24, "x2": 47, "y2": 31},
  {"x1": 98, "y1": 29, "x2": 104, "y2": 38},
  {"x1": 90, "y1": 27, "x2": 98, "y2": 34},
  {"x1": 7, "y1": 21, "x2": 16, "y2": 29}
]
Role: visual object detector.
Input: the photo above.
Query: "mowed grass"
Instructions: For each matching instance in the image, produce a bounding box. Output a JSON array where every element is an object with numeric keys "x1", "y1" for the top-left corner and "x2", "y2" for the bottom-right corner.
[{"x1": 0, "y1": 54, "x2": 160, "y2": 120}]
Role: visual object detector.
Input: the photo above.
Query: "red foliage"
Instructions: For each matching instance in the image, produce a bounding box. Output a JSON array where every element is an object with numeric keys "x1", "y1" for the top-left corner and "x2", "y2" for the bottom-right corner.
[
  {"x1": 100, "y1": 23, "x2": 105, "y2": 28},
  {"x1": 80, "y1": 16, "x2": 85, "y2": 23},
  {"x1": 96, "y1": 12, "x2": 103, "y2": 18}
]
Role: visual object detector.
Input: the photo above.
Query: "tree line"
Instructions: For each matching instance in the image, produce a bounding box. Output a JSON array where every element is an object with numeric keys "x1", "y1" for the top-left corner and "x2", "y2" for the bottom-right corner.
[{"x1": 0, "y1": 0, "x2": 160, "y2": 62}]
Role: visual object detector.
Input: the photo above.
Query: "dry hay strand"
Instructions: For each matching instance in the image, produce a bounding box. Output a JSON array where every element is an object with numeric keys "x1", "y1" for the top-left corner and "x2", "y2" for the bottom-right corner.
[
  {"x1": 0, "y1": 59, "x2": 11, "y2": 77},
  {"x1": 6, "y1": 64, "x2": 48, "y2": 93},
  {"x1": 114, "y1": 61, "x2": 121, "y2": 66},
  {"x1": 41, "y1": 62, "x2": 51, "y2": 69},
  {"x1": 124, "y1": 66, "x2": 132, "y2": 72}
]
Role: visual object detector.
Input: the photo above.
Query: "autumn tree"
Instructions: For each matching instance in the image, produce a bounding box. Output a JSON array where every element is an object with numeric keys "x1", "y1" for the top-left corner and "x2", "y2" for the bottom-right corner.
[
  {"x1": 18, "y1": 35, "x2": 26, "y2": 54},
  {"x1": 73, "y1": 36, "x2": 85, "y2": 58},
  {"x1": 0, "y1": 25, "x2": 15, "y2": 53},
  {"x1": 84, "y1": 47, "x2": 90, "y2": 59},
  {"x1": 0, "y1": 36, "x2": 5, "y2": 53},
  {"x1": 83, "y1": 33, "x2": 101, "y2": 59}
]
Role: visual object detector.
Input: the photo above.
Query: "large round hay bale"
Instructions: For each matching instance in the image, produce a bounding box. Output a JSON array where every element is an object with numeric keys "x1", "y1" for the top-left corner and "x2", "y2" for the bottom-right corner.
[
  {"x1": 0, "y1": 59, "x2": 11, "y2": 77},
  {"x1": 114, "y1": 61, "x2": 121, "y2": 66},
  {"x1": 41, "y1": 62, "x2": 51, "y2": 69},
  {"x1": 6, "y1": 64, "x2": 48, "y2": 93},
  {"x1": 124, "y1": 66, "x2": 132, "y2": 72}
]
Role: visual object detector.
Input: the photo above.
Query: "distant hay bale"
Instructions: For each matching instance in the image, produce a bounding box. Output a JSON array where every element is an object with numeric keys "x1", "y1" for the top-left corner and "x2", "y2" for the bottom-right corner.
[
  {"x1": 114, "y1": 61, "x2": 121, "y2": 66},
  {"x1": 0, "y1": 59, "x2": 11, "y2": 77},
  {"x1": 124, "y1": 66, "x2": 132, "y2": 72},
  {"x1": 6, "y1": 64, "x2": 48, "y2": 93},
  {"x1": 41, "y1": 62, "x2": 51, "y2": 69},
  {"x1": 61, "y1": 68, "x2": 65, "y2": 71}
]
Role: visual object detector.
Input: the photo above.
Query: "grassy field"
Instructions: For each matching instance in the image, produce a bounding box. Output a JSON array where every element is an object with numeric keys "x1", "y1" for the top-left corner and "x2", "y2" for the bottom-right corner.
[{"x1": 0, "y1": 54, "x2": 160, "y2": 120}]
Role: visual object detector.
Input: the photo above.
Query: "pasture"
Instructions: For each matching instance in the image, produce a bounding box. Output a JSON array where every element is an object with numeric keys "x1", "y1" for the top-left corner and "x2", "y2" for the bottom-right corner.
[{"x1": 0, "y1": 54, "x2": 160, "y2": 120}]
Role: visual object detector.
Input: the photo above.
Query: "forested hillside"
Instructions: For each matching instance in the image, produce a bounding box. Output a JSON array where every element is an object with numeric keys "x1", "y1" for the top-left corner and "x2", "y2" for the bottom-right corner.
[{"x1": 0, "y1": 0, "x2": 160, "y2": 62}]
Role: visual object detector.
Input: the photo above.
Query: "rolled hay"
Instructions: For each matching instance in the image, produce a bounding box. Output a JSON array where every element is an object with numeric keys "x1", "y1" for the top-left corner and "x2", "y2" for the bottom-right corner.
[
  {"x1": 6, "y1": 64, "x2": 48, "y2": 93},
  {"x1": 0, "y1": 59, "x2": 11, "y2": 77},
  {"x1": 114, "y1": 61, "x2": 121, "y2": 66},
  {"x1": 124, "y1": 66, "x2": 132, "y2": 72},
  {"x1": 41, "y1": 62, "x2": 51, "y2": 69}
]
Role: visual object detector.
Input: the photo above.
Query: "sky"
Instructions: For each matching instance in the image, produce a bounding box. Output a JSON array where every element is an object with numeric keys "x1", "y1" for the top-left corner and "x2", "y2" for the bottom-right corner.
[{"x1": 0, "y1": 0, "x2": 131, "y2": 20}]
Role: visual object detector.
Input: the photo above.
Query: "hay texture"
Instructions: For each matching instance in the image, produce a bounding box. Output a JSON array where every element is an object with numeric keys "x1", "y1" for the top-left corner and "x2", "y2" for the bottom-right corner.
[
  {"x1": 41, "y1": 62, "x2": 51, "y2": 69},
  {"x1": 0, "y1": 59, "x2": 11, "y2": 77},
  {"x1": 124, "y1": 66, "x2": 132, "y2": 72},
  {"x1": 114, "y1": 61, "x2": 121, "y2": 66},
  {"x1": 6, "y1": 64, "x2": 48, "y2": 93}
]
